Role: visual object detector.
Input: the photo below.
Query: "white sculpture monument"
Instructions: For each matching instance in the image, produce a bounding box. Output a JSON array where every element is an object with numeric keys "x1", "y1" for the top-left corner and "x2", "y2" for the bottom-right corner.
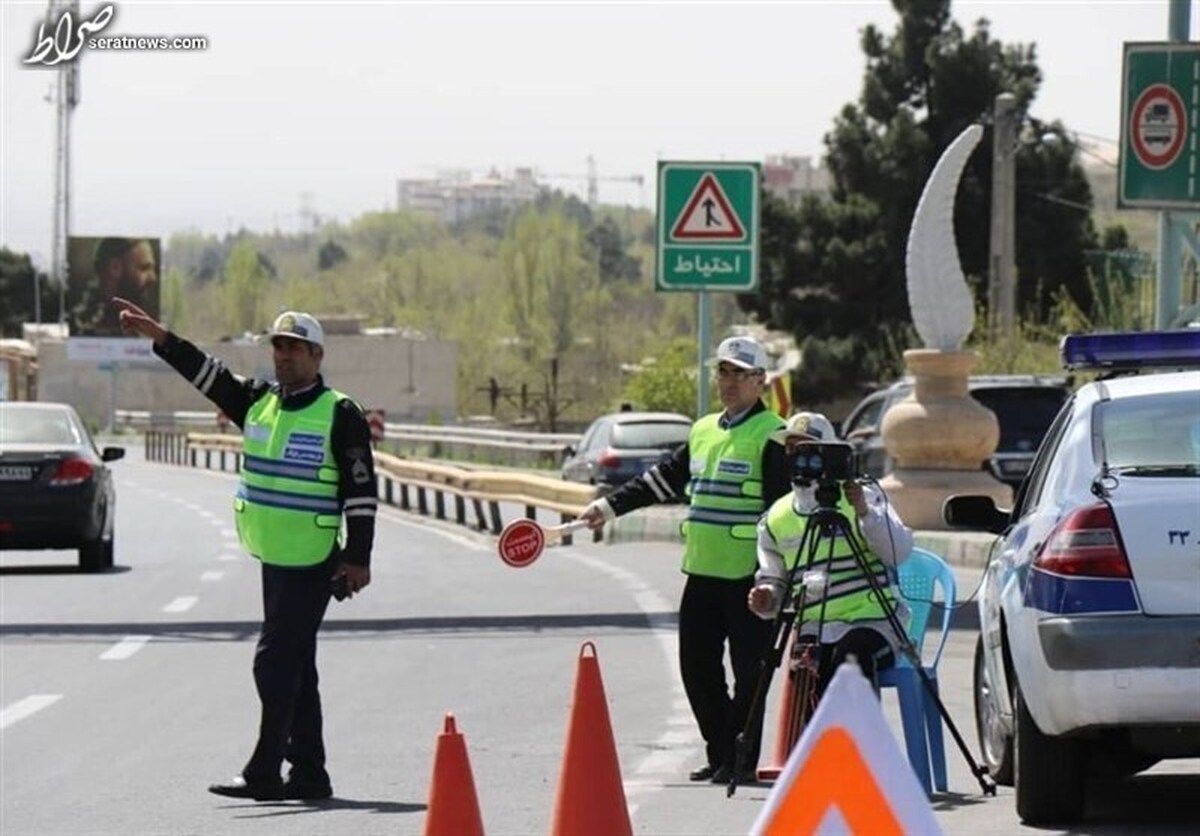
[{"x1": 880, "y1": 124, "x2": 1011, "y2": 528}]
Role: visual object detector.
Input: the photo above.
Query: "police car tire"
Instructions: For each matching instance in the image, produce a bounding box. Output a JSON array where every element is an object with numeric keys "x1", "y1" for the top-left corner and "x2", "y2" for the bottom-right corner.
[
  {"x1": 1014, "y1": 685, "x2": 1085, "y2": 825},
  {"x1": 972, "y1": 636, "x2": 1013, "y2": 786}
]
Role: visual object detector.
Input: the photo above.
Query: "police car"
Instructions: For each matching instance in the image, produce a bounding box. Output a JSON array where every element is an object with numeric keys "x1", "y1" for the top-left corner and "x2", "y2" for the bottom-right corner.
[{"x1": 944, "y1": 330, "x2": 1200, "y2": 825}]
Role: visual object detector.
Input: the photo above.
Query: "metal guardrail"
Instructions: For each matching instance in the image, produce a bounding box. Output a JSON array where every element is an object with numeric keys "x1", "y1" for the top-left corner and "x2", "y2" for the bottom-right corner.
[
  {"x1": 121, "y1": 411, "x2": 582, "y2": 468},
  {"x1": 145, "y1": 431, "x2": 600, "y2": 542}
]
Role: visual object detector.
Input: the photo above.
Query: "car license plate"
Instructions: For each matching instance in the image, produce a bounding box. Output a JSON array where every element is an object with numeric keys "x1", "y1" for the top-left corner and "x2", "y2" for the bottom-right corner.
[{"x1": 0, "y1": 466, "x2": 34, "y2": 481}]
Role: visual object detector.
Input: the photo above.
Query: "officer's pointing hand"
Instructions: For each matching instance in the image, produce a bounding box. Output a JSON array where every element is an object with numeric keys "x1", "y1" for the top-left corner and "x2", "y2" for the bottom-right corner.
[{"x1": 112, "y1": 296, "x2": 167, "y2": 345}]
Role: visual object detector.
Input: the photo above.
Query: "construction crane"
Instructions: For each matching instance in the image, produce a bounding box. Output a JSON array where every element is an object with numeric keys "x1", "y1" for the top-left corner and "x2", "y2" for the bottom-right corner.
[{"x1": 539, "y1": 155, "x2": 645, "y2": 211}]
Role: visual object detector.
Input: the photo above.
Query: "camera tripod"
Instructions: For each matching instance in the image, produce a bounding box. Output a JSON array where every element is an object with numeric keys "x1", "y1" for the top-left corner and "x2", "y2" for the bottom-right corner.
[{"x1": 727, "y1": 483, "x2": 996, "y2": 797}]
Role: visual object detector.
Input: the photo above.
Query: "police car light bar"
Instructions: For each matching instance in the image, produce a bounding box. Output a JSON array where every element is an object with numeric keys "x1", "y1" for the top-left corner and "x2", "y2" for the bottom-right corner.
[{"x1": 1060, "y1": 330, "x2": 1200, "y2": 371}]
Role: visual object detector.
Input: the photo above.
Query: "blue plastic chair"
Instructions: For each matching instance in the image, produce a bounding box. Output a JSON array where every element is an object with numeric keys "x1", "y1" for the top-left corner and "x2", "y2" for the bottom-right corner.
[{"x1": 878, "y1": 547, "x2": 956, "y2": 795}]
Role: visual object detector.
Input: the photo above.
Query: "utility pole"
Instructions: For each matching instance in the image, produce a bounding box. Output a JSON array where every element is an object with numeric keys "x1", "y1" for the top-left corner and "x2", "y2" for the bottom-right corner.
[
  {"x1": 49, "y1": 0, "x2": 81, "y2": 326},
  {"x1": 988, "y1": 93, "x2": 1018, "y2": 339},
  {"x1": 586, "y1": 154, "x2": 598, "y2": 212},
  {"x1": 1156, "y1": 0, "x2": 1195, "y2": 328}
]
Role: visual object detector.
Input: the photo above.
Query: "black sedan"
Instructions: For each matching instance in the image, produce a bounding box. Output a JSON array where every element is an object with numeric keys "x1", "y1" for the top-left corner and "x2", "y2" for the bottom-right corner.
[{"x1": 0, "y1": 402, "x2": 124, "y2": 572}]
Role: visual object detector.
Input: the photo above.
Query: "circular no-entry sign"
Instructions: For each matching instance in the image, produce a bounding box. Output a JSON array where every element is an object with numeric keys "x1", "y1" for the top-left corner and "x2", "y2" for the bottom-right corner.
[
  {"x1": 498, "y1": 519, "x2": 545, "y2": 568},
  {"x1": 1130, "y1": 83, "x2": 1187, "y2": 170}
]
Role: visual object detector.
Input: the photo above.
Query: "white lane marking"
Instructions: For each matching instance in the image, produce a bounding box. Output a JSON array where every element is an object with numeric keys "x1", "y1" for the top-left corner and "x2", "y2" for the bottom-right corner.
[
  {"x1": 217, "y1": 553, "x2": 240, "y2": 562},
  {"x1": 556, "y1": 546, "x2": 696, "y2": 811},
  {"x1": 100, "y1": 635, "x2": 151, "y2": 660},
  {"x1": 200, "y1": 571, "x2": 224, "y2": 582},
  {"x1": 219, "y1": 528, "x2": 237, "y2": 540},
  {"x1": 162, "y1": 596, "x2": 198, "y2": 613},
  {"x1": 0, "y1": 695, "x2": 62, "y2": 730}
]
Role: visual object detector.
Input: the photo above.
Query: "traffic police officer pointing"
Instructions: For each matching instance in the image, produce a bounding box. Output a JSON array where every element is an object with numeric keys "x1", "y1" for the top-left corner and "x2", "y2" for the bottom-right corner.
[{"x1": 115, "y1": 298, "x2": 377, "y2": 802}]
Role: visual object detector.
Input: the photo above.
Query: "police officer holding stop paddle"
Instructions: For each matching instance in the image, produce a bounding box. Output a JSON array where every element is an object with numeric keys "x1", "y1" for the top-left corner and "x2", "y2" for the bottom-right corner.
[{"x1": 579, "y1": 336, "x2": 790, "y2": 785}]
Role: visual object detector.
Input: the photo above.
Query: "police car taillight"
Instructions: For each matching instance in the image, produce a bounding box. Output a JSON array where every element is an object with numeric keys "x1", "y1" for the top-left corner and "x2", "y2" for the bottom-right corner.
[
  {"x1": 49, "y1": 457, "x2": 94, "y2": 486},
  {"x1": 1034, "y1": 503, "x2": 1132, "y2": 578},
  {"x1": 1060, "y1": 330, "x2": 1200, "y2": 371}
]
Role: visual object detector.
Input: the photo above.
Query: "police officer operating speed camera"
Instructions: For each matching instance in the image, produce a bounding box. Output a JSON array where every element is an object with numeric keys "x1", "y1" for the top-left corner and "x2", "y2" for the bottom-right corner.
[{"x1": 747, "y1": 411, "x2": 913, "y2": 700}]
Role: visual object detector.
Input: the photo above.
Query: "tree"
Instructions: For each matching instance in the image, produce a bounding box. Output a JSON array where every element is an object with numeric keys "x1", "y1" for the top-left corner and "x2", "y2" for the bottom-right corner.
[
  {"x1": 222, "y1": 241, "x2": 273, "y2": 336},
  {"x1": 499, "y1": 205, "x2": 604, "y2": 430},
  {"x1": 0, "y1": 249, "x2": 55, "y2": 337},
  {"x1": 621, "y1": 338, "x2": 704, "y2": 417},
  {"x1": 741, "y1": 0, "x2": 1098, "y2": 402},
  {"x1": 586, "y1": 216, "x2": 641, "y2": 282},
  {"x1": 317, "y1": 240, "x2": 348, "y2": 271}
]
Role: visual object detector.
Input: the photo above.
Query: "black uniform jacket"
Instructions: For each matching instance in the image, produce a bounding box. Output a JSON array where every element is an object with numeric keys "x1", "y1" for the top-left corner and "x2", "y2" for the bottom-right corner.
[
  {"x1": 604, "y1": 400, "x2": 791, "y2": 519},
  {"x1": 154, "y1": 333, "x2": 376, "y2": 567}
]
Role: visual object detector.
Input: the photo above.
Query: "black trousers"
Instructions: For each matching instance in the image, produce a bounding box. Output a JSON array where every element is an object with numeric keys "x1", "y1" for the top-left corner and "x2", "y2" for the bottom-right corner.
[
  {"x1": 808, "y1": 626, "x2": 895, "y2": 702},
  {"x1": 678, "y1": 574, "x2": 773, "y2": 771},
  {"x1": 242, "y1": 559, "x2": 333, "y2": 784}
]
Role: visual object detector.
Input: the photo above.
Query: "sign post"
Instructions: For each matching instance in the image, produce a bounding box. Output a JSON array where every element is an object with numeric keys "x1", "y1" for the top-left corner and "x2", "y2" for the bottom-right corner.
[{"x1": 656, "y1": 162, "x2": 761, "y2": 415}]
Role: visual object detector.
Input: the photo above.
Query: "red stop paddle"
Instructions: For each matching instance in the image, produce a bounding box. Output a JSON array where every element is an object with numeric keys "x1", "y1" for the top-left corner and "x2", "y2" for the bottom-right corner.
[{"x1": 497, "y1": 519, "x2": 589, "y2": 568}]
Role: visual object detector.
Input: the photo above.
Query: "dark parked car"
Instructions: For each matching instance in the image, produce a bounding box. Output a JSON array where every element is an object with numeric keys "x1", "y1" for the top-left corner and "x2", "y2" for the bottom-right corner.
[
  {"x1": 840, "y1": 375, "x2": 1072, "y2": 492},
  {"x1": 562, "y1": 411, "x2": 691, "y2": 492},
  {"x1": 0, "y1": 402, "x2": 124, "y2": 571}
]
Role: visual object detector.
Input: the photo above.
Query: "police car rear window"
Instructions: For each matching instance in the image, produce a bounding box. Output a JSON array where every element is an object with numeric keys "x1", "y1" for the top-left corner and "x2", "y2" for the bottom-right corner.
[{"x1": 1100, "y1": 392, "x2": 1200, "y2": 472}]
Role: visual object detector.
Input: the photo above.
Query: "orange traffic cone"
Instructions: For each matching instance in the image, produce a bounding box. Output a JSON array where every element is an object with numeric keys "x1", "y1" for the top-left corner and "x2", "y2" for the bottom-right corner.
[
  {"x1": 549, "y1": 641, "x2": 632, "y2": 836},
  {"x1": 758, "y1": 633, "x2": 817, "y2": 781},
  {"x1": 424, "y1": 713, "x2": 485, "y2": 836}
]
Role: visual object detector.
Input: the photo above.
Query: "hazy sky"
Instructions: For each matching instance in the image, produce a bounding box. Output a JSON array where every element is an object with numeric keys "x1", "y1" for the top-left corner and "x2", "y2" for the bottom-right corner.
[{"x1": 1, "y1": 1, "x2": 1193, "y2": 266}]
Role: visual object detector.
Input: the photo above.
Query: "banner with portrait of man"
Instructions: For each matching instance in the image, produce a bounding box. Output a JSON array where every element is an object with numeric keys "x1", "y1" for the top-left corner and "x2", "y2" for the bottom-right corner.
[{"x1": 66, "y1": 236, "x2": 161, "y2": 337}]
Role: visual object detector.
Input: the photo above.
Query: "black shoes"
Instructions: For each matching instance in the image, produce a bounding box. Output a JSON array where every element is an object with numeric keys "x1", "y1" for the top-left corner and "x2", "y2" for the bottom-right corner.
[
  {"x1": 710, "y1": 764, "x2": 758, "y2": 784},
  {"x1": 208, "y1": 774, "x2": 332, "y2": 801},
  {"x1": 283, "y1": 778, "x2": 334, "y2": 800},
  {"x1": 207, "y1": 776, "x2": 284, "y2": 801},
  {"x1": 689, "y1": 764, "x2": 718, "y2": 781}
]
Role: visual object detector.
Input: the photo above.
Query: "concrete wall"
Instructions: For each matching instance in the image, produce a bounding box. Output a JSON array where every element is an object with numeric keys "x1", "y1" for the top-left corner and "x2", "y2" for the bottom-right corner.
[{"x1": 35, "y1": 335, "x2": 458, "y2": 430}]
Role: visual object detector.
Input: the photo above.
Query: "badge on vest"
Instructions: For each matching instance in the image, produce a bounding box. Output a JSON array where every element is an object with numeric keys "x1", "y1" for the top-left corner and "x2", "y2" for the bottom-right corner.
[
  {"x1": 717, "y1": 459, "x2": 751, "y2": 476},
  {"x1": 284, "y1": 447, "x2": 325, "y2": 464},
  {"x1": 287, "y1": 431, "x2": 325, "y2": 448},
  {"x1": 245, "y1": 423, "x2": 271, "y2": 442}
]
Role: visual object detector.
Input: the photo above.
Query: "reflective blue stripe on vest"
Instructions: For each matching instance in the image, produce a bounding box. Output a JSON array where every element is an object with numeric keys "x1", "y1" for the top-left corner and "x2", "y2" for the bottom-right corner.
[
  {"x1": 237, "y1": 483, "x2": 342, "y2": 514},
  {"x1": 242, "y1": 452, "x2": 325, "y2": 481},
  {"x1": 689, "y1": 478, "x2": 751, "y2": 498},
  {"x1": 687, "y1": 507, "x2": 764, "y2": 525}
]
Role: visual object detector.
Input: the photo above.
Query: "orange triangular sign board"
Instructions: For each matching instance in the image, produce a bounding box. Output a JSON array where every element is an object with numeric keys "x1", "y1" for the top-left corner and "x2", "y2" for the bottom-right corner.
[
  {"x1": 670, "y1": 173, "x2": 746, "y2": 240},
  {"x1": 750, "y1": 662, "x2": 943, "y2": 836}
]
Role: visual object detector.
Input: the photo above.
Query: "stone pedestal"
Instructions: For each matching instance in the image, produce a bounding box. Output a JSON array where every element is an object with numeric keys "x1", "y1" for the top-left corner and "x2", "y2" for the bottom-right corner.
[{"x1": 879, "y1": 349, "x2": 1011, "y2": 530}]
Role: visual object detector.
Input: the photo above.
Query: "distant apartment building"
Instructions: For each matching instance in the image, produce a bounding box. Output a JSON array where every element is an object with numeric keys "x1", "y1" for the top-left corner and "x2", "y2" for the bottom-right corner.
[
  {"x1": 762, "y1": 154, "x2": 831, "y2": 205},
  {"x1": 398, "y1": 155, "x2": 829, "y2": 222},
  {"x1": 396, "y1": 167, "x2": 541, "y2": 224}
]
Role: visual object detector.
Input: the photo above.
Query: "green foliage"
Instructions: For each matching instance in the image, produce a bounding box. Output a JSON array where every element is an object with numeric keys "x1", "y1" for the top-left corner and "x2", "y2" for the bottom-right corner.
[
  {"x1": 222, "y1": 241, "x2": 274, "y2": 335},
  {"x1": 317, "y1": 240, "x2": 348, "y2": 271},
  {"x1": 742, "y1": 0, "x2": 1099, "y2": 403},
  {"x1": 0, "y1": 248, "x2": 55, "y2": 337},
  {"x1": 586, "y1": 216, "x2": 641, "y2": 282},
  {"x1": 620, "y1": 338, "x2": 702, "y2": 417},
  {"x1": 160, "y1": 266, "x2": 188, "y2": 332}
]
